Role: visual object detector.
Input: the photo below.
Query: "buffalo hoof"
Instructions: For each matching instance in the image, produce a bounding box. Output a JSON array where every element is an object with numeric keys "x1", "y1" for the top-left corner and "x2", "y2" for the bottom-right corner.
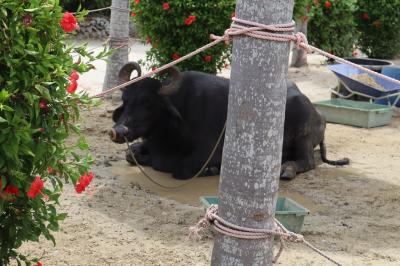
[
  {"x1": 200, "y1": 166, "x2": 220, "y2": 177},
  {"x1": 280, "y1": 163, "x2": 297, "y2": 180}
]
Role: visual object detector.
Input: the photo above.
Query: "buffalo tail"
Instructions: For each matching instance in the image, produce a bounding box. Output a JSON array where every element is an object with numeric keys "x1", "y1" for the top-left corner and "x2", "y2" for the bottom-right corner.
[{"x1": 319, "y1": 140, "x2": 350, "y2": 166}]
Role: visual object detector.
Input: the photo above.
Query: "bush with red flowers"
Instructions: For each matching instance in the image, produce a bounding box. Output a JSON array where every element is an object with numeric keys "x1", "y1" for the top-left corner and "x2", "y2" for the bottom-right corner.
[
  {"x1": 307, "y1": 0, "x2": 358, "y2": 58},
  {"x1": 355, "y1": 0, "x2": 400, "y2": 59},
  {"x1": 0, "y1": 1, "x2": 107, "y2": 265},
  {"x1": 131, "y1": 0, "x2": 235, "y2": 73}
]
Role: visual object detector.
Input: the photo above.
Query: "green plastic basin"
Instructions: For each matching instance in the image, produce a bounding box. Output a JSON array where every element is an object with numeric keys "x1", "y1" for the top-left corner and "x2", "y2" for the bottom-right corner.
[
  {"x1": 314, "y1": 98, "x2": 392, "y2": 128},
  {"x1": 200, "y1": 196, "x2": 310, "y2": 233}
]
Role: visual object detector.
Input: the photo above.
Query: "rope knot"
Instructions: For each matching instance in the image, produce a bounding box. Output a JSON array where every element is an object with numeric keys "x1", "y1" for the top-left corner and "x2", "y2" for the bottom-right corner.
[
  {"x1": 294, "y1": 32, "x2": 311, "y2": 53},
  {"x1": 285, "y1": 232, "x2": 304, "y2": 243},
  {"x1": 188, "y1": 205, "x2": 218, "y2": 240}
]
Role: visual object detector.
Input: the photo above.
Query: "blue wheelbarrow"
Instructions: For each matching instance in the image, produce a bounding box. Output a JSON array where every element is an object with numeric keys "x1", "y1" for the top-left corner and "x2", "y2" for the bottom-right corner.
[{"x1": 329, "y1": 64, "x2": 400, "y2": 108}]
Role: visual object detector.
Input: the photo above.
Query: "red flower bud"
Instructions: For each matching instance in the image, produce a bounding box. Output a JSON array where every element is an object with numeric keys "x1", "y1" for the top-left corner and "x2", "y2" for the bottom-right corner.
[
  {"x1": 60, "y1": 12, "x2": 78, "y2": 33},
  {"x1": 135, "y1": 0, "x2": 140, "y2": 4},
  {"x1": 38, "y1": 127, "x2": 45, "y2": 133},
  {"x1": 70, "y1": 70, "x2": 79, "y2": 81},
  {"x1": 324, "y1": 1, "x2": 331, "y2": 8},
  {"x1": 172, "y1": 53, "x2": 180, "y2": 60},
  {"x1": 163, "y1": 3, "x2": 170, "y2": 10},
  {"x1": 362, "y1": 12, "x2": 370, "y2": 20},
  {"x1": 47, "y1": 166, "x2": 54, "y2": 174},
  {"x1": 151, "y1": 67, "x2": 157, "y2": 71},
  {"x1": 39, "y1": 99, "x2": 48, "y2": 110},
  {"x1": 5, "y1": 185, "x2": 19, "y2": 196},
  {"x1": 22, "y1": 14, "x2": 32, "y2": 27},
  {"x1": 372, "y1": 20, "x2": 381, "y2": 29},
  {"x1": 131, "y1": 12, "x2": 136, "y2": 17},
  {"x1": 203, "y1": 55, "x2": 212, "y2": 62},
  {"x1": 146, "y1": 36, "x2": 151, "y2": 44},
  {"x1": 67, "y1": 80, "x2": 78, "y2": 94},
  {"x1": 34, "y1": 261, "x2": 42, "y2": 266}
]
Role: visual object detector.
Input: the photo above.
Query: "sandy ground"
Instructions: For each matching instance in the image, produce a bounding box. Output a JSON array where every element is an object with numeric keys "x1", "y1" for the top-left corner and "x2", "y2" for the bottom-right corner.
[{"x1": 18, "y1": 41, "x2": 400, "y2": 265}]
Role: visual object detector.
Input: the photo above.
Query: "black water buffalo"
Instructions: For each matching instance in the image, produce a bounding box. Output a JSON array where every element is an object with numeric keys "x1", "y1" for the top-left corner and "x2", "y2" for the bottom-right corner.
[{"x1": 109, "y1": 62, "x2": 349, "y2": 180}]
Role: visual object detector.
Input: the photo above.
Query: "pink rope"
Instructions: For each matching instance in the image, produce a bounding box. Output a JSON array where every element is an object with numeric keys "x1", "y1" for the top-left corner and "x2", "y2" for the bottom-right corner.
[
  {"x1": 189, "y1": 205, "x2": 342, "y2": 266},
  {"x1": 92, "y1": 17, "x2": 399, "y2": 99}
]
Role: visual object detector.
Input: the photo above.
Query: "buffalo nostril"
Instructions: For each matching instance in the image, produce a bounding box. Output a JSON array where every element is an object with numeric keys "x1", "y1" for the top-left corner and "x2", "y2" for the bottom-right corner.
[{"x1": 108, "y1": 129, "x2": 117, "y2": 141}]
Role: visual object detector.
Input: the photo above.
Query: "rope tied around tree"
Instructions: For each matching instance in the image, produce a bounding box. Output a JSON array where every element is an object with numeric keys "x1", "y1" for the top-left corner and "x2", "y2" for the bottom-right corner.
[
  {"x1": 211, "y1": 17, "x2": 311, "y2": 53},
  {"x1": 189, "y1": 205, "x2": 342, "y2": 266}
]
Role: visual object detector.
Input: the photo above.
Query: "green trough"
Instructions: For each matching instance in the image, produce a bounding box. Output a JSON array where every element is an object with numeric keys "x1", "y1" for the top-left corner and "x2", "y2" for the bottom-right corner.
[
  {"x1": 200, "y1": 196, "x2": 310, "y2": 233},
  {"x1": 313, "y1": 98, "x2": 392, "y2": 128}
]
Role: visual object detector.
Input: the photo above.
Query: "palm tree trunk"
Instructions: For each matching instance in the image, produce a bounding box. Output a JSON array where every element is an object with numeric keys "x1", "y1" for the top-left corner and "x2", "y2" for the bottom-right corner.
[
  {"x1": 290, "y1": 17, "x2": 308, "y2": 68},
  {"x1": 211, "y1": 0, "x2": 294, "y2": 265},
  {"x1": 103, "y1": 0, "x2": 130, "y2": 100}
]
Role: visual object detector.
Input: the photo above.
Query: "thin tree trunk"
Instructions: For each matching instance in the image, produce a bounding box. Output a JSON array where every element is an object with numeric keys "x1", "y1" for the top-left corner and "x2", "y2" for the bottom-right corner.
[
  {"x1": 290, "y1": 18, "x2": 308, "y2": 68},
  {"x1": 211, "y1": 0, "x2": 294, "y2": 265},
  {"x1": 103, "y1": 0, "x2": 130, "y2": 100}
]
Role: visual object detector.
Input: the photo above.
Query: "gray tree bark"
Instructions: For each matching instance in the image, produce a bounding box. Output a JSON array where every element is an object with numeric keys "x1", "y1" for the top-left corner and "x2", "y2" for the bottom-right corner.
[
  {"x1": 211, "y1": 0, "x2": 294, "y2": 265},
  {"x1": 290, "y1": 17, "x2": 308, "y2": 68},
  {"x1": 103, "y1": 0, "x2": 130, "y2": 99}
]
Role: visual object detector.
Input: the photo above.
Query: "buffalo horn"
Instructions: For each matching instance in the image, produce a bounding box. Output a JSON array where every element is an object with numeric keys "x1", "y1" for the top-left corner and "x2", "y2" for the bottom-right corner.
[
  {"x1": 158, "y1": 66, "x2": 182, "y2": 95},
  {"x1": 118, "y1": 61, "x2": 142, "y2": 84}
]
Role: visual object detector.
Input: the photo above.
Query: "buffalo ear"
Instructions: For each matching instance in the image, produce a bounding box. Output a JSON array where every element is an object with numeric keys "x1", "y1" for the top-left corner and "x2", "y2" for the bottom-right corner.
[
  {"x1": 112, "y1": 105, "x2": 124, "y2": 122},
  {"x1": 158, "y1": 66, "x2": 182, "y2": 95}
]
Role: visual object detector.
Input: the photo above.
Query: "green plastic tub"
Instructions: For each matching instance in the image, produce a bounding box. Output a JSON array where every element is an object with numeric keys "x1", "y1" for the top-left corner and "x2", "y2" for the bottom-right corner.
[
  {"x1": 313, "y1": 98, "x2": 392, "y2": 128},
  {"x1": 200, "y1": 196, "x2": 310, "y2": 233}
]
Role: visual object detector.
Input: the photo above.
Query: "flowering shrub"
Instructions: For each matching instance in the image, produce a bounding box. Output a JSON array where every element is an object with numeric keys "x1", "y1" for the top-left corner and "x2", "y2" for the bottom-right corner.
[
  {"x1": 355, "y1": 0, "x2": 400, "y2": 59},
  {"x1": 131, "y1": 0, "x2": 235, "y2": 73},
  {"x1": 307, "y1": 0, "x2": 358, "y2": 58},
  {"x1": 0, "y1": 1, "x2": 107, "y2": 264}
]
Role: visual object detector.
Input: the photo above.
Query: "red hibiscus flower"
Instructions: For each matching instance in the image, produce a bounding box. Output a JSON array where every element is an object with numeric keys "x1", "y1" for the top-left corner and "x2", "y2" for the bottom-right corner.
[
  {"x1": 75, "y1": 172, "x2": 94, "y2": 194},
  {"x1": 172, "y1": 53, "x2": 180, "y2": 60},
  {"x1": 324, "y1": 1, "x2": 331, "y2": 8},
  {"x1": 70, "y1": 70, "x2": 79, "y2": 81},
  {"x1": 27, "y1": 175, "x2": 44, "y2": 199},
  {"x1": 67, "y1": 80, "x2": 78, "y2": 94},
  {"x1": 60, "y1": 12, "x2": 78, "y2": 33},
  {"x1": 203, "y1": 55, "x2": 212, "y2": 62},
  {"x1": 184, "y1": 15, "x2": 196, "y2": 26},
  {"x1": 5, "y1": 185, "x2": 19, "y2": 195},
  {"x1": 163, "y1": 3, "x2": 170, "y2": 10},
  {"x1": 39, "y1": 99, "x2": 48, "y2": 110}
]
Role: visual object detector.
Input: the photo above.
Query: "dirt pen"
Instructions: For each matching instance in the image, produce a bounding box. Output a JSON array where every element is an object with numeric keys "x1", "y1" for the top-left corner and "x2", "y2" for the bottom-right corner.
[{"x1": 18, "y1": 45, "x2": 400, "y2": 265}]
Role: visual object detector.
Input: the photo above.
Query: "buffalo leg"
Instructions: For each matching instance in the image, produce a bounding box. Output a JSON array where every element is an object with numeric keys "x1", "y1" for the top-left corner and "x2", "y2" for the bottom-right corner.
[
  {"x1": 126, "y1": 141, "x2": 152, "y2": 166},
  {"x1": 281, "y1": 138, "x2": 315, "y2": 180}
]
